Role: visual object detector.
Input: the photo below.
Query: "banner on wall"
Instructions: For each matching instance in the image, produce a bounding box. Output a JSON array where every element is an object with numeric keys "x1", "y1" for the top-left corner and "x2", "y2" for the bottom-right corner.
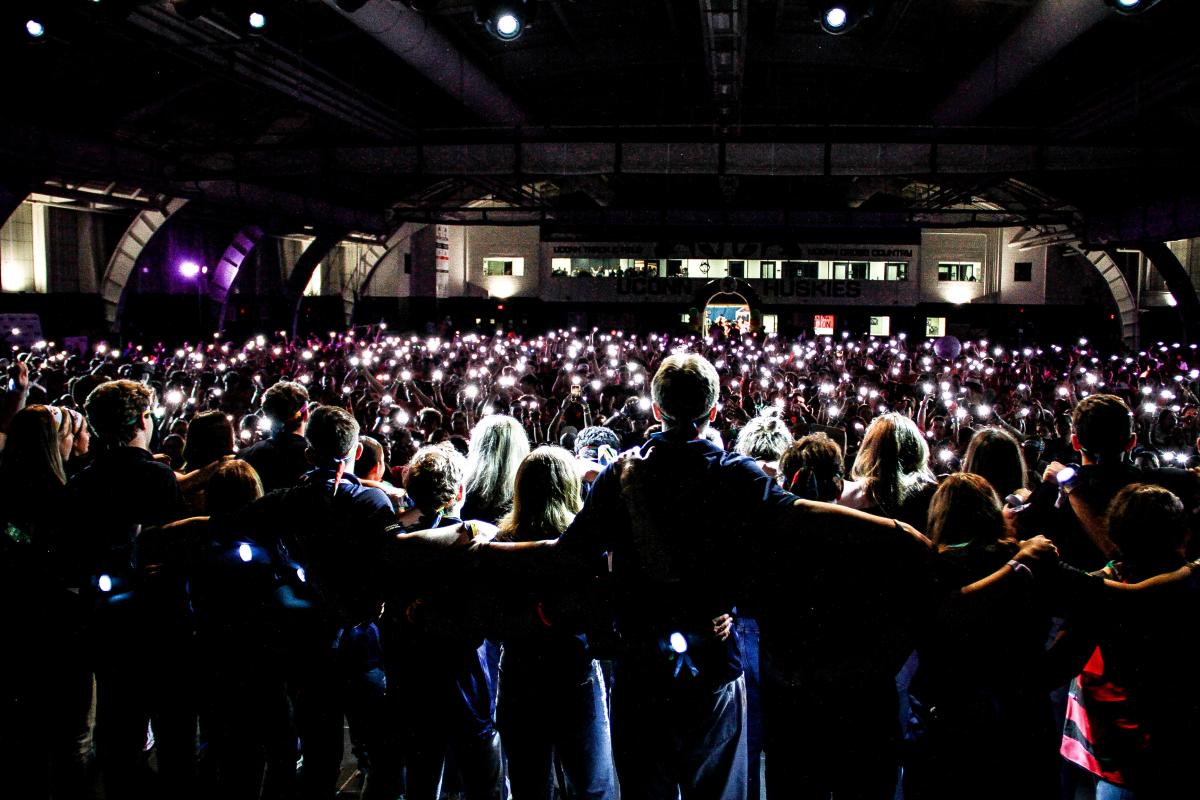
[{"x1": 814, "y1": 314, "x2": 835, "y2": 335}]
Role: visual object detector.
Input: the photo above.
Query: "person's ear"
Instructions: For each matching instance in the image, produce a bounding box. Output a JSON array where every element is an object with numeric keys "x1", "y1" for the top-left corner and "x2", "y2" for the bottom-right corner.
[
  {"x1": 1126, "y1": 433, "x2": 1137, "y2": 453},
  {"x1": 355, "y1": 441, "x2": 364, "y2": 461},
  {"x1": 708, "y1": 405, "x2": 718, "y2": 422},
  {"x1": 1070, "y1": 433, "x2": 1082, "y2": 452},
  {"x1": 652, "y1": 403, "x2": 663, "y2": 422},
  {"x1": 456, "y1": 483, "x2": 465, "y2": 503}
]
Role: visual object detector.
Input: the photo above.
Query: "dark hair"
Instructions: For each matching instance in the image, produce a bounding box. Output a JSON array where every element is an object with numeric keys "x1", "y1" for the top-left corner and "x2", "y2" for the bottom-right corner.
[
  {"x1": 1107, "y1": 483, "x2": 1187, "y2": 569},
  {"x1": 1071, "y1": 394, "x2": 1133, "y2": 461},
  {"x1": 84, "y1": 379, "x2": 152, "y2": 447},
  {"x1": 262, "y1": 381, "x2": 309, "y2": 433},
  {"x1": 355, "y1": 435, "x2": 385, "y2": 479},
  {"x1": 417, "y1": 407, "x2": 443, "y2": 431},
  {"x1": 780, "y1": 433, "x2": 843, "y2": 502},
  {"x1": 926, "y1": 473, "x2": 1006, "y2": 549},
  {"x1": 182, "y1": 410, "x2": 235, "y2": 472},
  {"x1": 206, "y1": 460, "x2": 264, "y2": 515},
  {"x1": 962, "y1": 427, "x2": 1028, "y2": 498},
  {"x1": 306, "y1": 405, "x2": 360, "y2": 465}
]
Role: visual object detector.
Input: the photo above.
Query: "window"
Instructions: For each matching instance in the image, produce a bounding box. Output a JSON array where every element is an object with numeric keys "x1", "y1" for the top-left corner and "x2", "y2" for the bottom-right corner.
[
  {"x1": 551, "y1": 257, "x2": 571, "y2": 276},
  {"x1": 666, "y1": 259, "x2": 684, "y2": 277},
  {"x1": 938, "y1": 262, "x2": 981, "y2": 282},
  {"x1": 831, "y1": 261, "x2": 868, "y2": 280},
  {"x1": 1013, "y1": 261, "x2": 1033, "y2": 282},
  {"x1": 869, "y1": 316, "x2": 890, "y2": 336},
  {"x1": 728, "y1": 260, "x2": 745, "y2": 278},
  {"x1": 761, "y1": 261, "x2": 776, "y2": 279},
  {"x1": 484, "y1": 257, "x2": 524, "y2": 277},
  {"x1": 925, "y1": 317, "x2": 947, "y2": 338},
  {"x1": 885, "y1": 262, "x2": 908, "y2": 281},
  {"x1": 784, "y1": 261, "x2": 818, "y2": 279}
]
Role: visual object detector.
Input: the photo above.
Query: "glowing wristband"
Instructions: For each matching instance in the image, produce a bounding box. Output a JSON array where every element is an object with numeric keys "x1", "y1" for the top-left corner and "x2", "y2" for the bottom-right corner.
[{"x1": 1007, "y1": 560, "x2": 1033, "y2": 579}]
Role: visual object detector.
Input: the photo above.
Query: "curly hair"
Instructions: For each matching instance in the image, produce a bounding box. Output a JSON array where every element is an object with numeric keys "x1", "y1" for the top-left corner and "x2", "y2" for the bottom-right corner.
[
  {"x1": 405, "y1": 444, "x2": 466, "y2": 515},
  {"x1": 84, "y1": 380, "x2": 152, "y2": 448}
]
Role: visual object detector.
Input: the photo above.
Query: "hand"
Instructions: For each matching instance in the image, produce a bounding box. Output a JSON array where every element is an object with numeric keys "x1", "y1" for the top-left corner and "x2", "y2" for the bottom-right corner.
[
  {"x1": 712, "y1": 614, "x2": 734, "y2": 642},
  {"x1": 1014, "y1": 535, "x2": 1059, "y2": 565},
  {"x1": 1041, "y1": 461, "x2": 1067, "y2": 484},
  {"x1": 8, "y1": 360, "x2": 29, "y2": 394}
]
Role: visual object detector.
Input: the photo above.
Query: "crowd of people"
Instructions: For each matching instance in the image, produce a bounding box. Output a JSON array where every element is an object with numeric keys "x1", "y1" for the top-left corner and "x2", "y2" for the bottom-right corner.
[{"x1": 2, "y1": 321, "x2": 1200, "y2": 800}]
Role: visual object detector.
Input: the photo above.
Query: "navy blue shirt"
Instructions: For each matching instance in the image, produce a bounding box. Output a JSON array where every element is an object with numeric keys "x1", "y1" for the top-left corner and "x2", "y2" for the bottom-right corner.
[
  {"x1": 559, "y1": 431, "x2": 796, "y2": 688},
  {"x1": 235, "y1": 467, "x2": 396, "y2": 627},
  {"x1": 238, "y1": 431, "x2": 310, "y2": 493}
]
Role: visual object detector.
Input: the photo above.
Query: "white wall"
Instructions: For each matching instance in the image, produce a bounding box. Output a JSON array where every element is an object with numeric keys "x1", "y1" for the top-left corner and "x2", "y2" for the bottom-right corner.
[
  {"x1": 998, "y1": 226, "x2": 1048, "y2": 305},
  {"x1": 462, "y1": 226, "x2": 541, "y2": 300},
  {"x1": 920, "y1": 230, "x2": 991, "y2": 305}
]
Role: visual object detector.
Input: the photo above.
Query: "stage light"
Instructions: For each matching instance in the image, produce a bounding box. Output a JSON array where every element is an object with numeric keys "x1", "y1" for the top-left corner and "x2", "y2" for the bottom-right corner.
[
  {"x1": 248, "y1": 11, "x2": 266, "y2": 29},
  {"x1": 476, "y1": 0, "x2": 536, "y2": 41},
  {"x1": 25, "y1": 19, "x2": 45, "y2": 38},
  {"x1": 1105, "y1": 0, "x2": 1162, "y2": 13},
  {"x1": 819, "y1": 1, "x2": 874, "y2": 34},
  {"x1": 179, "y1": 260, "x2": 201, "y2": 278}
]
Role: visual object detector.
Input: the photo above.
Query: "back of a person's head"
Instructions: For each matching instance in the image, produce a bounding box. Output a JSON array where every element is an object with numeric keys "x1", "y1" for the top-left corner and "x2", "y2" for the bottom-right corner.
[
  {"x1": 499, "y1": 446, "x2": 582, "y2": 542},
  {"x1": 574, "y1": 425, "x2": 620, "y2": 460},
  {"x1": 961, "y1": 427, "x2": 1028, "y2": 498},
  {"x1": 405, "y1": 444, "x2": 466, "y2": 515},
  {"x1": 205, "y1": 459, "x2": 264, "y2": 515},
  {"x1": 305, "y1": 405, "x2": 359, "y2": 465},
  {"x1": 1107, "y1": 483, "x2": 1187, "y2": 569},
  {"x1": 182, "y1": 410, "x2": 235, "y2": 472},
  {"x1": 355, "y1": 435, "x2": 386, "y2": 480},
  {"x1": 926, "y1": 472, "x2": 1005, "y2": 549},
  {"x1": 735, "y1": 414, "x2": 794, "y2": 462},
  {"x1": 779, "y1": 432, "x2": 843, "y2": 502},
  {"x1": 651, "y1": 354, "x2": 719, "y2": 430},
  {"x1": 417, "y1": 407, "x2": 443, "y2": 430},
  {"x1": 0, "y1": 405, "x2": 67, "y2": 490},
  {"x1": 262, "y1": 381, "x2": 309, "y2": 433},
  {"x1": 464, "y1": 414, "x2": 530, "y2": 510},
  {"x1": 85, "y1": 379, "x2": 152, "y2": 448},
  {"x1": 1071, "y1": 394, "x2": 1134, "y2": 461},
  {"x1": 852, "y1": 412, "x2": 932, "y2": 508}
]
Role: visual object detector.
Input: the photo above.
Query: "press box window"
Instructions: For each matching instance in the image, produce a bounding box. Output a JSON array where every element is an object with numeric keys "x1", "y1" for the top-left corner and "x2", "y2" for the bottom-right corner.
[
  {"x1": 937, "y1": 262, "x2": 981, "y2": 282},
  {"x1": 785, "y1": 261, "x2": 818, "y2": 279},
  {"x1": 484, "y1": 258, "x2": 524, "y2": 277},
  {"x1": 832, "y1": 261, "x2": 869, "y2": 280},
  {"x1": 885, "y1": 262, "x2": 908, "y2": 281},
  {"x1": 1013, "y1": 262, "x2": 1033, "y2": 282}
]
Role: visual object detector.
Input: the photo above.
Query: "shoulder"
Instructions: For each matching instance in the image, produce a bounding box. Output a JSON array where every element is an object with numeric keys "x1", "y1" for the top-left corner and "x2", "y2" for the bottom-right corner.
[{"x1": 838, "y1": 478, "x2": 872, "y2": 508}]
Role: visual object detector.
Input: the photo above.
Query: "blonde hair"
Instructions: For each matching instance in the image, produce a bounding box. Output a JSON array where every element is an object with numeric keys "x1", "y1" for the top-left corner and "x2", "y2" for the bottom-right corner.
[
  {"x1": 498, "y1": 446, "x2": 582, "y2": 542},
  {"x1": 405, "y1": 444, "x2": 467, "y2": 514},
  {"x1": 851, "y1": 412, "x2": 935, "y2": 515}
]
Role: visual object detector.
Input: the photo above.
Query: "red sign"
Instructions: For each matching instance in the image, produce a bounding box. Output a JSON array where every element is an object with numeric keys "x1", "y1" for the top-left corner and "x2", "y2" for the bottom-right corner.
[{"x1": 814, "y1": 314, "x2": 835, "y2": 335}]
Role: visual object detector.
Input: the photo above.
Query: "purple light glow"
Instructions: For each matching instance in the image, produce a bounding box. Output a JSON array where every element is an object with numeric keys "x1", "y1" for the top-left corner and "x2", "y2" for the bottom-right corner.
[{"x1": 179, "y1": 261, "x2": 201, "y2": 278}]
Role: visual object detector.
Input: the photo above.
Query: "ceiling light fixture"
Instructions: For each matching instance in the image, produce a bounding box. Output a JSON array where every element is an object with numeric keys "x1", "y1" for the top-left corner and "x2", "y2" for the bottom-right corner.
[
  {"x1": 475, "y1": 0, "x2": 536, "y2": 41},
  {"x1": 1104, "y1": 0, "x2": 1162, "y2": 13}
]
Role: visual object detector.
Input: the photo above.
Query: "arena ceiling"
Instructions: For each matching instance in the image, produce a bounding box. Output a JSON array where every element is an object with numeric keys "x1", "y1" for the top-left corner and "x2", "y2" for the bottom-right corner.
[{"x1": 3, "y1": 0, "x2": 1200, "y2": 242}]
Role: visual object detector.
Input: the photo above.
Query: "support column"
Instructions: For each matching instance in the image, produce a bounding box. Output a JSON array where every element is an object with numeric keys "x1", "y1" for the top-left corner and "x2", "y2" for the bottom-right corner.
[{"x1": 1141, "y1": 241, "x2": 1200, "y2": 343}]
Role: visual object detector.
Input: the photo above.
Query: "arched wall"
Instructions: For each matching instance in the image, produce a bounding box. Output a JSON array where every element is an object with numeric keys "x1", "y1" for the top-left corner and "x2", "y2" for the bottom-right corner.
[{"x1": 101, "y1": 197, "x2": 188, "y2": 331}]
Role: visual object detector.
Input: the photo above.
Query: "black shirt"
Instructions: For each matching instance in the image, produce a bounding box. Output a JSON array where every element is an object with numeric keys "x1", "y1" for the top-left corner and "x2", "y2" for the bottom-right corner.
[
  {"x1": 238, "y1": 431, "x2": 310, "y2": 493},
  {"x1": 64, "y1": 446, "x2": 185, "y2": 582}
]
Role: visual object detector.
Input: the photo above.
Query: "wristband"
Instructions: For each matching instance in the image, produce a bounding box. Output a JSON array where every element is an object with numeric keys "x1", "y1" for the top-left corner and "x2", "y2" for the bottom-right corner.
[
  {"x1": 535, "y1": 601, "x2": 553, "y2": 628},
  {"x1": 1007, "y1": 559, "x2": 1034, "y2": 579}
]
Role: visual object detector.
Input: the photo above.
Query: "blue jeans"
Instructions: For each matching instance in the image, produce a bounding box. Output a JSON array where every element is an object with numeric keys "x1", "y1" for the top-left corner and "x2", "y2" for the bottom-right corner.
[
  {"x1": 1096, "y1": 778, "x2": 1136, "y2": 800},
  {"x1": 612, "y1": 671, "x2": 748, "y2": 800},
  {"x1": 498, "y1": 659, "x2": 617, "y2": 800},
  {"x1": 735, "y1": 617, "x2": 763, "y2": 800}
]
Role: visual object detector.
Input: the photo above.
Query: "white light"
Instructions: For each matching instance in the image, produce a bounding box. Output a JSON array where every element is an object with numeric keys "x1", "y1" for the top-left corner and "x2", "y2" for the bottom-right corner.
[
  {"x1": 381, "y1": 394, "x2": 393, "y2": 405},
  {"x1": 590, "y1": 379, "x2": 602, "y2": 391},
  {"x1": 495, "y1": 13, "x2": 520, "y2": 37},
  {"x1": 823, "y1": 6, "x2": 848, "y2": 30},
  {"x1": 238, "y1": 544, "x2": 253, "y2": 563},
  {"x1": 638, "y1": 397, "x2": 652, "y2": 411},
  {"x1": 1143, "y1": 402, "x2": 1157, "y2": 415},
  {"x1": 296, "y1": 567, "x2": 306, "y2": 583},
  {"x1": 396, "y1": 411, "x2": 409, "y2": 425},
  {"x1": 939, "y1": 449, "x2": 954, "y2": 463},
  {"x1": 98, "y1": 574, "x2": 112, "y2": 592},
  {"x1": 432, "y1": 369, "x2": 443, "y2": 382},
  {"x1": 240, "y1": 429, "x2": 252, "y2": 441},
  {"x1": 248, "y1": 11, "x2": 266, "y2": 29},
  {"x1": 976, "y1": 404, "x2": 992, "y2": 418},
  {"x1": 166, "y1": 389, "x2": 184, "y2": 405},
  {"x1": 302, "y1": 350, "x2": 313, "y2": 360},
  {"x1": 258, "y1": 417, "x2": 273, "y2": 433},
  {"x1": 465, "y1": 385, "x2": 479, "y2": 399},
  {"x1": 400, "y1": 370, "x2": 412, "y2": 381},
  {"x1": 669, "y1": 632, "x2": 688, "y2": 654},
  {"x1": 25, "y1": 19, "x2": 45, "y2": 38},
  {"x1": 1116, "y1": 0, "x2": 1141, "y2": 7}
]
